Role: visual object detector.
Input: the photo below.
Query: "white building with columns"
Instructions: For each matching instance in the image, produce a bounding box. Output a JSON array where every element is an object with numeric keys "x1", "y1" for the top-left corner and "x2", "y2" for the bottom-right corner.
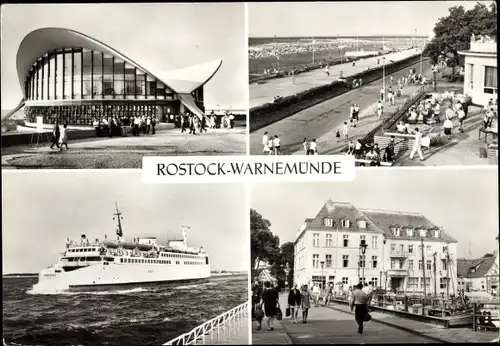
[
  {"x1": 458, "y1": 34, "x2": 497, "y2": 107},
  {"x1": 293, "y1": 200, "x2": 458, "y2": 296}
]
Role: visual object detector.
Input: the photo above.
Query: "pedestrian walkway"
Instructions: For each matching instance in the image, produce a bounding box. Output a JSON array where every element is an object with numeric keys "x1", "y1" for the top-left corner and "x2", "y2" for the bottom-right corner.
[
  {"x1": 250, "y1": 48, "x2": 421, "y2": 108},
  {"x1": 253, "y1": 294, "x2": 440, "y2": 344},
  {"x1": 327, "y1": 301, "x2": 498, "y2": 343},
  {"x1": 2, "y1": 126, "x2": 246, "y2": 169}
]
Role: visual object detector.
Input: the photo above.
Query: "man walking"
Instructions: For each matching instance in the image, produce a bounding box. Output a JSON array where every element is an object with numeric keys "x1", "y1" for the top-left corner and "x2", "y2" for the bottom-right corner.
[
  {"x1": 350, "y1": 283, "x2": 369, "y2": 334},
  {"x1": 50, "y1": 121, "x2": 60, "y2": 149},
  {"x1": 409, "y1": 127, "x2": 424, "y2": 161}
]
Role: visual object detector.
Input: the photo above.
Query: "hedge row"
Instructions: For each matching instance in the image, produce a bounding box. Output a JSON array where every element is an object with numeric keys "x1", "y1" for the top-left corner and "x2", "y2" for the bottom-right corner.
[{"x1": 250, "y1": 54, "x2": 427, "y2": 133}]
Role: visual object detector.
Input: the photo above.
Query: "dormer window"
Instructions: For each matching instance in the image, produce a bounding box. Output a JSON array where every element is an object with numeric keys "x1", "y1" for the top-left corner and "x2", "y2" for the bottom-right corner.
[
  {"x1": 341, "y1": 219, "x2": 350, "y2": 228},
  {"x1": 407, "y1": 229, "x2": 414, "y2": 237},
  {"x1": 324, "y1": 218, "x2": 333, "y2": 227},
  {"x1": 433, "y1": 230, "x2": 439, "y2": 238},
  {"x1": 395, "y1": 228, "x2": 401, "y2": 236},
  {"x1": 358, "y1": 220, "x2": 367, "y2": 229},
  {"x1": 419, "y1": 229, "x2": 427, "y2": 237}
]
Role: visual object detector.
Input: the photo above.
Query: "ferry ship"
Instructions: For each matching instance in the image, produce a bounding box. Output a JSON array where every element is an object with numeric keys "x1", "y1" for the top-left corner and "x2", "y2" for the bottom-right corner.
[{"x1": 33, "y1": 204, "x2": 211, "y2": 292}]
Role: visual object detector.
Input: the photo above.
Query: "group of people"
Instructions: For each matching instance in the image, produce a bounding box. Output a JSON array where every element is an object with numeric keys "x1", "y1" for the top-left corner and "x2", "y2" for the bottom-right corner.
[
  {"x1": 252, "y1": 280, "x2": 376, "y2": 335},
  {"x1": 262, "y1": 132, "x2": 281, "y2": 155}
]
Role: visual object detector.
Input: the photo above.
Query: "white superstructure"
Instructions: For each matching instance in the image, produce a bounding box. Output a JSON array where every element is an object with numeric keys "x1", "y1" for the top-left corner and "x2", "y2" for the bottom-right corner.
[{"x1": 33, "y1": 204, "x2": 210, "y2": 292}]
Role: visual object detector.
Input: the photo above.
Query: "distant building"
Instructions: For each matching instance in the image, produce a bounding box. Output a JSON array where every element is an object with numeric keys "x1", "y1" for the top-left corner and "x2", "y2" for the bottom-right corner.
[
  {"x1": 457, "y1": 252, "x2": 499, "y2": 295},
  {"x1": 458, "y1": 34, "x2": 497, "y2": 107},
  {"x1": 293, "y1": 200, "x2": 458, "y2": 296}
]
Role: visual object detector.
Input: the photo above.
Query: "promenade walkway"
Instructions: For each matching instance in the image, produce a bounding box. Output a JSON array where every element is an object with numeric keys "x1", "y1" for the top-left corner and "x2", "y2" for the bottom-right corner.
[
  {"x1": 250, "y1": 59, "x2": 432, "y2": 155},
  {"x1": 2, "y1": 126, "x2": 246, "y2": 169},
  {"x1": 253, "y1": 294, "x2": 498, "y2": 344},
  {"x1": 250, "y1": 48, "x2": 421, "y2": 108}
]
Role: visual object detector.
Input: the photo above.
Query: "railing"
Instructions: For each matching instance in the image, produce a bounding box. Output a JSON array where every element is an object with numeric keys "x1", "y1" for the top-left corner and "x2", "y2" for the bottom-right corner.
[
  {"x1": 389, "y1": 250, "x2": 409, "y2": 258},
  {"x1": 163, "y1": 302, "x2": 249, "y2": 345}
]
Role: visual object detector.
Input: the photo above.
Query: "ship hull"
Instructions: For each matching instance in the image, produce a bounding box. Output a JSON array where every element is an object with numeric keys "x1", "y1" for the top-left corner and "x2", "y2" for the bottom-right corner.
[
  {"x1": 68, "y1": 277, "x2": 210, "y2": 292},
  {"x1": 33, "y1": 262, "x2": 211, "y2": 293}
]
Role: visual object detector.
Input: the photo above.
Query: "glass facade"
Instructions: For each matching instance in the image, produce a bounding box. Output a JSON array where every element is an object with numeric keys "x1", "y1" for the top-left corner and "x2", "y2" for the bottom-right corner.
[{"x1": 24, "y1": 47, "x2": 201, "y2": 103}]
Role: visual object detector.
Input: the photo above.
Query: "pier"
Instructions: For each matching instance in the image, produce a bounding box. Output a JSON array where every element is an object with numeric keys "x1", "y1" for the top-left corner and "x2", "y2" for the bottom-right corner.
[{"x1": 164, "y1": 302, "x2": 249, "y2": 345}]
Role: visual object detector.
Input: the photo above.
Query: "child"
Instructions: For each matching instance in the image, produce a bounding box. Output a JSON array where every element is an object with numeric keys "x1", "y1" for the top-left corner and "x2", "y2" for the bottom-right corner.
[{"x1": 255, "y1": 303, "x2": 264, "y2": 331}]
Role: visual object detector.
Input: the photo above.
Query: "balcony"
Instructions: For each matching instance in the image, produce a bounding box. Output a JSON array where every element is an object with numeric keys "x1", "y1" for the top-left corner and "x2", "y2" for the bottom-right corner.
[
  {"x1": 389, "y1": 250, "x2": 409, "y2": 258},
  {"x1": 387, "y1": 269, "x2": 407, "y2": 276}
]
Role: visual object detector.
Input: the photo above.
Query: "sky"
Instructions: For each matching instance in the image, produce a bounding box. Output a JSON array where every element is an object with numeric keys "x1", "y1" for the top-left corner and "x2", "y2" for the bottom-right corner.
[
  {"x1": 0, "y1": 3, "x2": 247, "y2": 111},
  {"x1": 2, "y1": 171, "x2": 249, "y2": 274},
  {"x1": 248, "y1": 1, "x2": 495, "y2": 37},
  {"x1": 251, "y1": 168, "x2": 499, "y2": 259}
]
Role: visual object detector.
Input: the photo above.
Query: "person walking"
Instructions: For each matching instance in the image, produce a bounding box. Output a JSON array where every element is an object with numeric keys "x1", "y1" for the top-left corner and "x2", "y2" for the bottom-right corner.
[
  {"x1": 50, "y1": 122, "x2": 60, "y2": 149},
  {"x1": 350, "y1": 283, "x2": 370, "y2": 334},
  {"x1": 273, "y1": 135, "x2": 281, "y2": 155},
  {"x1": 325, "y1": 283, "x2": 333, "y2": 306},
  {"x1": 302, "y1": 138, "x2": 309, "y2": 155},
  {"x1": 312, "y1": 283, "x2": 320, "y2": 307},
  {"x1": 443, "y1": 117, "x2": 453, "y2": 140},
  {"x1": 309, "y1": 139, "x2": 318, "y2": 155},
  {"x1": 252, "y1": 280, "x2": 263, "y2": 318},
  {"x1": 260, "y1": 281, "x2": 278, "y2": 331},
  {"x1": 301, "y1": 285, "x2": 312, "y2": 323},
  {"x1": 409, "y1": 127, "x2": 424, "y2": 161},
  {"x1": 288, "y1": 284, "x2": 302, "y2": 324},
  {"x1": 59, "y1": 124, "x2": 69, "y2": 151}
]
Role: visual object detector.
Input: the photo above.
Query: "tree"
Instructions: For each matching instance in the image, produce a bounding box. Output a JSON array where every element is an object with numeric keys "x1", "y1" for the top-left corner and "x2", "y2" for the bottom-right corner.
[
  {"x1": 250, "y1": 209, "x2": 280, "y2": 280},
  {"x1": 424, "y1": 3, "x2": 497, "y2": 80}
]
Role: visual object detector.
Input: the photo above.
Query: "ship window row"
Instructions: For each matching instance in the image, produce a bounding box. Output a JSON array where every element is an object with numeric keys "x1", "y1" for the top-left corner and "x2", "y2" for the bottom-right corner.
[
  {"x1": 24, "y1": 48, "x2": 206, "y2": 102},
  {"x1": 160, "y1": 253, "x2": 201, "y2": 260},
  {"x1": 62, "y1": 256, "x2": 111, "y2": 262},
  {"x1": 120, "y1": 258, "x2": 172, "y2": 264},
  {"x1": 68, "y1": 247, "x2": 98, "y2": 253},
  {"x1": 185, "y1": 261, "x2": 204, "y2": 265}
]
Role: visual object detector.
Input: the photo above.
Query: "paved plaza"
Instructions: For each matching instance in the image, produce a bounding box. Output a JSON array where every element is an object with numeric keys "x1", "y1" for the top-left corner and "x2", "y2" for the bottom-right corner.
[
  {"x1": 250, "y1": 48, "x2": 421, "y2": 108},
  {"x1": 252, "y1": 294, "x2": 498, "y2": 344},
  {"x1": 2, "y1": 125, "x2": 245, "y2": 169}
]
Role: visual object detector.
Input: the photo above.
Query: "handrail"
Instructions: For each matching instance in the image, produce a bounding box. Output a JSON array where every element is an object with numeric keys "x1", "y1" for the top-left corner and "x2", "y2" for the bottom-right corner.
[{"x1": 163, "y1": 302, "x2": 249, "y2": 345}]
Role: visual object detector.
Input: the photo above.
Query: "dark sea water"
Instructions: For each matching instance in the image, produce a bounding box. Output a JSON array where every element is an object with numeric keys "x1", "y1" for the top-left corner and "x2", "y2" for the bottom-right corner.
[{"x1": 3, "y1": 275, "x2": 248, "y2": 346}]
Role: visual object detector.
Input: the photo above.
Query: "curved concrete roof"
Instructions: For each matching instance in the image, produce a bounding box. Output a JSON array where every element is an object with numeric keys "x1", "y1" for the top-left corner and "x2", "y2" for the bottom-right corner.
[{"x1": 16, "y1": 27, "x2": 222, "y2": 97}]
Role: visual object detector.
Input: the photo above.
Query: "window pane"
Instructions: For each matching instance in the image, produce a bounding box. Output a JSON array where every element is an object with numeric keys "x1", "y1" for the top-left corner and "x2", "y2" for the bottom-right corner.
[
  {"x1": 125, "y1": 63, "x2": 135, "y2": 98},
  {"x1": 73, "y1": 52, "x2": 82, "y2": 99},
  {"x1": 113, "y1": 59, "x2": 125, "y2": 99},
  {"x1": 49, "y1": 54, "x2": 56, "y2": 100},
  {"x1": 93, "y1": 51, "x2": 102, "y2": 97},
  {"x1": 43, "y1": 56, "x2": 49, "y2": 100},
  {"x1": 485, "y1": 66, "x2": 497, "y2": 88},
  {"x1": 103, "y1": 54, "x2": 114, "y2": 98},
  {"x1": 63, "y1": 52, "x2": 72, "y2": 99},
  {"x1": 136, "y1": 71, "x2": 145, "y2": 99},
  {"x1": 156, "y1": 80, "x2": 165, "y2": 99},
  {"x1": 37, "y1": 61, "x2": 42, "y2": 100},
  {"x1": 82, "y1": 49, "x2": 92, "y2": 99}
]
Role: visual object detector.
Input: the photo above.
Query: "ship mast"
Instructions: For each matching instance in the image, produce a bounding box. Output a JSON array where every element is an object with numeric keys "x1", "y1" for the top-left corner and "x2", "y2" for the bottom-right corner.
[{"x1": 113, "y1": 202, "x2": 124, "y2": 239}]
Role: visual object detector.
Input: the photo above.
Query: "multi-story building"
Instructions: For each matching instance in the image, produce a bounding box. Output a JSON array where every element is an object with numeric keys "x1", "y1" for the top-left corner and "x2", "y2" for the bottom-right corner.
[
  {"x1": 294, "y1": 200, "x2": 459, "y2": 296},
  {"x1": 294, "y1": 201, "x2": 385, "y2": 290},
  {"x1": 360, "y1": 208, "x2": 458, "y2": 296}
]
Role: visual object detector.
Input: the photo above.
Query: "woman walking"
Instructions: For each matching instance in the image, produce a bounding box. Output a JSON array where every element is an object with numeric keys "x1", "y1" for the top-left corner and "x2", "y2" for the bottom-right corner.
[
  {"x1": 288, "y1": 284, "x2": 302, "y2": 323},
  {"x1": 260, "y1": 281, "x2": 278, "y2": 331},
  {"x1": 301, "y1": 285, "x2": 311, "y2": 323},
  {"x1": 59, "y1": 124, "x2": 69, "y2": 151}
]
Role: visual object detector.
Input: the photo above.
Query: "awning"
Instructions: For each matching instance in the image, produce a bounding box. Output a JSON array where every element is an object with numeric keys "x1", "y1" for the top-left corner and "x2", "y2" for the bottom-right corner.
[{"x1": 177, "y1": 93, "x2": 205, "y2": 121}]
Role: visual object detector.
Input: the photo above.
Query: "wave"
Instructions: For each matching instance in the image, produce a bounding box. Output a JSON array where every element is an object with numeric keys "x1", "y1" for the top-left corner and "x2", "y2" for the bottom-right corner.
[{"x1": 26, "y1": 286, "x2": 150, "y2": 296}]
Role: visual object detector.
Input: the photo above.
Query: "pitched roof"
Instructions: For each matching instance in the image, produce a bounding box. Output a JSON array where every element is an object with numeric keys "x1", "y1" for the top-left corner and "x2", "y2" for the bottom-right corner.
[
  {"x1": 457, "y1": 254, "x2": 497, "y2": 279},
  {"x1": 359, "y1": 208, "x2": 457, "y2": 243},
  {"x1": 296, "y1": 200, "x2": 384, "y2": 242}
]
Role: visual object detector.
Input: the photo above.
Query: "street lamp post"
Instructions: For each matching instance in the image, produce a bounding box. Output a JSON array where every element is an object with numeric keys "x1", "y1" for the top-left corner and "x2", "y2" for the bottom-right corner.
[
  {"x1": 382, "y1": 57, "x2": 386, "y2": 102},
  {"x1": 320, "y1": 261, "x2": 325, "y2": 289},
  {"x1": 360, "y1": 244, "x2": 368, "y2": 285},
  {"x1": 285, "y1": 262, "x2": 289, "y2": 292}
]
